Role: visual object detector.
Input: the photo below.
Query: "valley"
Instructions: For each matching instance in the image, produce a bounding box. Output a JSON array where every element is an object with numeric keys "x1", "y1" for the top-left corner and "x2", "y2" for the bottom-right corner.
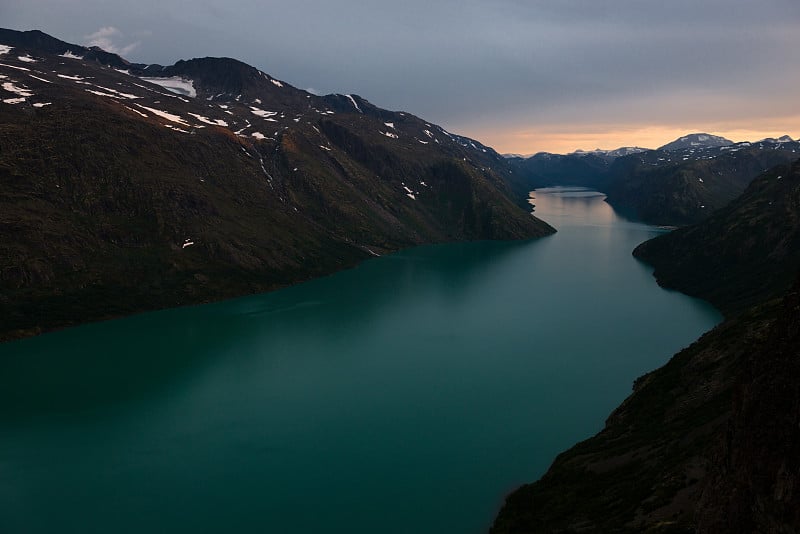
[{"x1": 2, "y1": 25, "x2": 799, "y2": 534}]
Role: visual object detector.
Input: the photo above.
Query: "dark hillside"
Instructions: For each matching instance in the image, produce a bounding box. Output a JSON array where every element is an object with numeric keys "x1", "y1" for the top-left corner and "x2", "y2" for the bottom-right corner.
[
  {"x1": 0, "y1": 28, "x2": 553, "y2": 341},
  {"x1": 492, "y1": 158, "x2": 800, "y2": 533}
]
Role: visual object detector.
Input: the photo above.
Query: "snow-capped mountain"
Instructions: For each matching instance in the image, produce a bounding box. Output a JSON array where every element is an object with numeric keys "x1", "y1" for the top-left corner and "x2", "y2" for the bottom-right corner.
[
  {"x1": 657, "y1": 133, "x2": 734, "y2": 151},
  {"x1": 570, "y1": 146, "x2": 649, "y2": 158},
  {"x1": 760, "y1": 135, "x2": 794, "y2": 144},
  {"x1": 0, "y1": 27, "x2": 554, "y2": 341}
]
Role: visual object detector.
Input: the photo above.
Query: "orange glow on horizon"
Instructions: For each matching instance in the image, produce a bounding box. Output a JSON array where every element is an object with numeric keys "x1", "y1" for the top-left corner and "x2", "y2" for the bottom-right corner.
[{"x1": 464, "y1": 119, "x2": 800, "y2": 155}]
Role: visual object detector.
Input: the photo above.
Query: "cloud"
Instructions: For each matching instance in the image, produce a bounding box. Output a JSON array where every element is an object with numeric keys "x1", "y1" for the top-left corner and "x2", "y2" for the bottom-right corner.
[{"x1": 84, "y1": 26, "x2": 140, "y2": 56}]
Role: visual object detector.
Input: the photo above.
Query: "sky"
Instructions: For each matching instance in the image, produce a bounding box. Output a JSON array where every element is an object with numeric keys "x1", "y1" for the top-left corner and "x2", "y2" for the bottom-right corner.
[{"x1": 3, "y1": 0, "x2": 799, "y2": 154}]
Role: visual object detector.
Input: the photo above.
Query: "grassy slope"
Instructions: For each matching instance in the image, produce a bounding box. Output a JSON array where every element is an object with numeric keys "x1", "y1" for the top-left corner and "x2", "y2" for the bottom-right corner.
[{"x1": 0, "y1": 97, "x2": 552, "y2": 341}]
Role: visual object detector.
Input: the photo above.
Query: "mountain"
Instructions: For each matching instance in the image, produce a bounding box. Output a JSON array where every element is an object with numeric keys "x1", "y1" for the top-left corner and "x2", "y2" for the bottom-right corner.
[
  {"x1": 0, "y1": 28, "x2": 554, "y2": 341},
  {"x1": 761, "y1": 134, "x2": 794, "y2": 144},
  {"x1": 657, "y1": 132, "x2": 734, "y2": 151},
  {"x1": 633, "y1": 159, "x2": 800, "y2": 314},
  {"x1": 570, "y1": 146, "x2": 649, "y2": 158},
  {"x1": 505, "y1": 152, "x2": 612, "y2": 191},
  {"x1": 603, "y1": 141, "x2": 800, "y2": 225},
  {"x1": 506, "y1": 136, "x2": 800, "y2": 226},
  {"x1": 491, "y1": 158, "x2": 800, "y2": 533}
]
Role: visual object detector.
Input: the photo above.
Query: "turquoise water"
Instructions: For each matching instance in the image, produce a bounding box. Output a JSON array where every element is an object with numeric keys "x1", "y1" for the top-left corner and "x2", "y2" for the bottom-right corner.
[{"x1": 0, "y1": 188, "x2": 721, "y2": 533}]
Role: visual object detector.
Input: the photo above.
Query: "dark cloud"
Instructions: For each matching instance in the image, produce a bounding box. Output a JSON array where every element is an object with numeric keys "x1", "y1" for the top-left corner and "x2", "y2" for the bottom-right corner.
[{"x1": 3, "y1": 0, "x2": 799, "y2": 151}]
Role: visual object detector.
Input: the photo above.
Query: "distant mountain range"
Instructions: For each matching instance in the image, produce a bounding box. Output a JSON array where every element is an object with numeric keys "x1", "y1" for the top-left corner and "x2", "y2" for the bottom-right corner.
[
  {"x1": 507, "y1": 132, "x2": 799, "y2": 225},
  {"x1": 0, "y1": 28, "x2": 553, "y2": 340}
]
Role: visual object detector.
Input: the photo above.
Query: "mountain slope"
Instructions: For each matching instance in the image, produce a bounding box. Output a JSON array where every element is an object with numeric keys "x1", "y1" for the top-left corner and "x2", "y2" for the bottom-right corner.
[
  {"x1": 604, "y1": 143, "x2": 799, "y2": 225},
  {"x1": 492, "y1": 158, "x2": 800, "y2": 533},
  {"x1": 634, "y1": 159, "x2": 800, "y2": 314},
  {"x1": 0, "y1": 29, "x2": 554, "y2": 341}
]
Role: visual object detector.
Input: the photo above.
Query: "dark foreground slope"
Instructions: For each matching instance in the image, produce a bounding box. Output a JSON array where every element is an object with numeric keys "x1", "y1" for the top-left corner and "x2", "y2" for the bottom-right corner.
[
  {"x1": 0, "y1": 29, "x2": 553, "y2": 341},
  {"x1": 492, "y1": 159, "x2": 800, "y2": 533}
]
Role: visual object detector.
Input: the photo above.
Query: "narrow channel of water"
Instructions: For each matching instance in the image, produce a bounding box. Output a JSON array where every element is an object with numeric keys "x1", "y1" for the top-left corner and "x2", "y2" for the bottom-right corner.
[{"x1": 0, "y1": 187, "x2": 721, "y2": 533}]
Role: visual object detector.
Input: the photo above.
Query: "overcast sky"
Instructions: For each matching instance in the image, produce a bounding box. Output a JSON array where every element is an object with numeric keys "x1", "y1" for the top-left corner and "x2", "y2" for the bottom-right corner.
[{"x1": 3, "y1": 0, "x2": 799, "y2": 153}]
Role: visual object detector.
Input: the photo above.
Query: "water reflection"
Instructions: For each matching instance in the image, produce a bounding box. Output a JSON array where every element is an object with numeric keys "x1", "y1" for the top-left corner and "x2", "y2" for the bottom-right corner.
[{"x1": 531, "y1": 187, "x2": 659, "y2": 230}]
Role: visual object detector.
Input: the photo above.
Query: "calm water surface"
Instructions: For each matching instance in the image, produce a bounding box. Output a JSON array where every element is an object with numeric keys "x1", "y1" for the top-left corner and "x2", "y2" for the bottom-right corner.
[{"x1": 0, "y1": 188, "x2": 721, "y2": 533}]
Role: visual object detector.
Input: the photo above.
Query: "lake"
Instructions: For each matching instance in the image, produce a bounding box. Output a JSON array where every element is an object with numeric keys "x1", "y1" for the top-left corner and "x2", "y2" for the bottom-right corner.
[{"x1": 0, "y1": 187, "x2": 721, "y2": 533}]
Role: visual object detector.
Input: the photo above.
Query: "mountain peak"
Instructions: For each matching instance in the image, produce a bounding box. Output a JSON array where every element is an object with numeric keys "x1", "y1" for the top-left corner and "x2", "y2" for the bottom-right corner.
[
  {"x1": 760, "y1": 134, "x2": 794, "y2": 144},
  {"x1": 658, "y1": 133, "x2": 734, "y2": 151}
]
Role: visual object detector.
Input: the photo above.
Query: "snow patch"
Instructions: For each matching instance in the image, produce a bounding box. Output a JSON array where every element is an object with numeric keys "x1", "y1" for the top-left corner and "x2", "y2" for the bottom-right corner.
[
  {"x1": 251, "y1": 132, "x2": 266, "y2": 140},
  {"x1": 93, "y1": 85, "x2": 138, "y2": 99},
  {"x1": 250, "y1": 106, "x2": 278, "y2": 119},
  {"x1": 381, "y1": 131, "x2": 398, "y2": 139},
  {"x1": 2, "y1": 81, "x2": 33, "y2": 97},
  {"x1": 345, "y1": 94, "x2": 362, "y2": 113},
  {"x1": 406, "y1": 194, "x2": 416, "y2": 200},
  {"x1": 188, "y1": 113, "x2": 229, "y2": 127},
  {"x1": 123, "y1": 105, "x2": 148, "y2": 118},
  {"x1": 17, "y1": 55, "x2": 36, "y2": 63},
  {"x1": 270, "y1": 79, "x2": 283, "y2": 88},
  {"x1": 27, "y1": 74, "x2": 52, "y2": 83},
  {"x1": 85, "y1": 88, "x2": 118, "y2": 98},
  {"x1": 2, "y1": 97, "x2": 25, "y2": 104},
  {"x1": 57, "y1": 73, "x2": 84, "y2": 81},
  {"x1": 164, "y1": 124, "x2": 191, "y2": 134},
  {"x1": 320, "y1": 145, "x2": 331, "y2": 151},
  {"x1": 59, "y1": 50, "x2": 83, "y2": 60},
  {"x1": 139, "y1": 76, "x2": 197, "y2": 98},
  {"x1": 0, "y1": 45, "x2": 12, "y2": 56},
  {"x1": 0, "y1": 62, "x2": 30, "y2": 71},
  {"x1": 384, "y1": 122, "x2": 395, "y2": 129},
  {"x1": 134, "y1": 104, "x2": 190, "y2": 126}
]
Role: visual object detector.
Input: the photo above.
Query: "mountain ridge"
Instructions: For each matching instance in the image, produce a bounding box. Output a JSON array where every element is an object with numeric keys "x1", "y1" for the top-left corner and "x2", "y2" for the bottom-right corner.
[
  {"x1": 507, "y1": 134, "x2": 799, "y2": 225},
  {"x1": 0, "y1": 28, "x2": 554, "y2": 341},
  {"x1": 658, "y1": 132, "x2": 734, "y2": 151}
]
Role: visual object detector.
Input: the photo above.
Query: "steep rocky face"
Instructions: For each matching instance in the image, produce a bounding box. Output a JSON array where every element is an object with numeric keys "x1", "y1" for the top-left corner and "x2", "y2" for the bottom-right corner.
[
  {"x1": 0, "y1": 29, "x2": 553, "y2": 341},
  {"x1": 491, "y1": 304, "x2": 775, "y2": 533},
  {"x1": 696, "y1": 281, "x2": 800, "y2": 533}
]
